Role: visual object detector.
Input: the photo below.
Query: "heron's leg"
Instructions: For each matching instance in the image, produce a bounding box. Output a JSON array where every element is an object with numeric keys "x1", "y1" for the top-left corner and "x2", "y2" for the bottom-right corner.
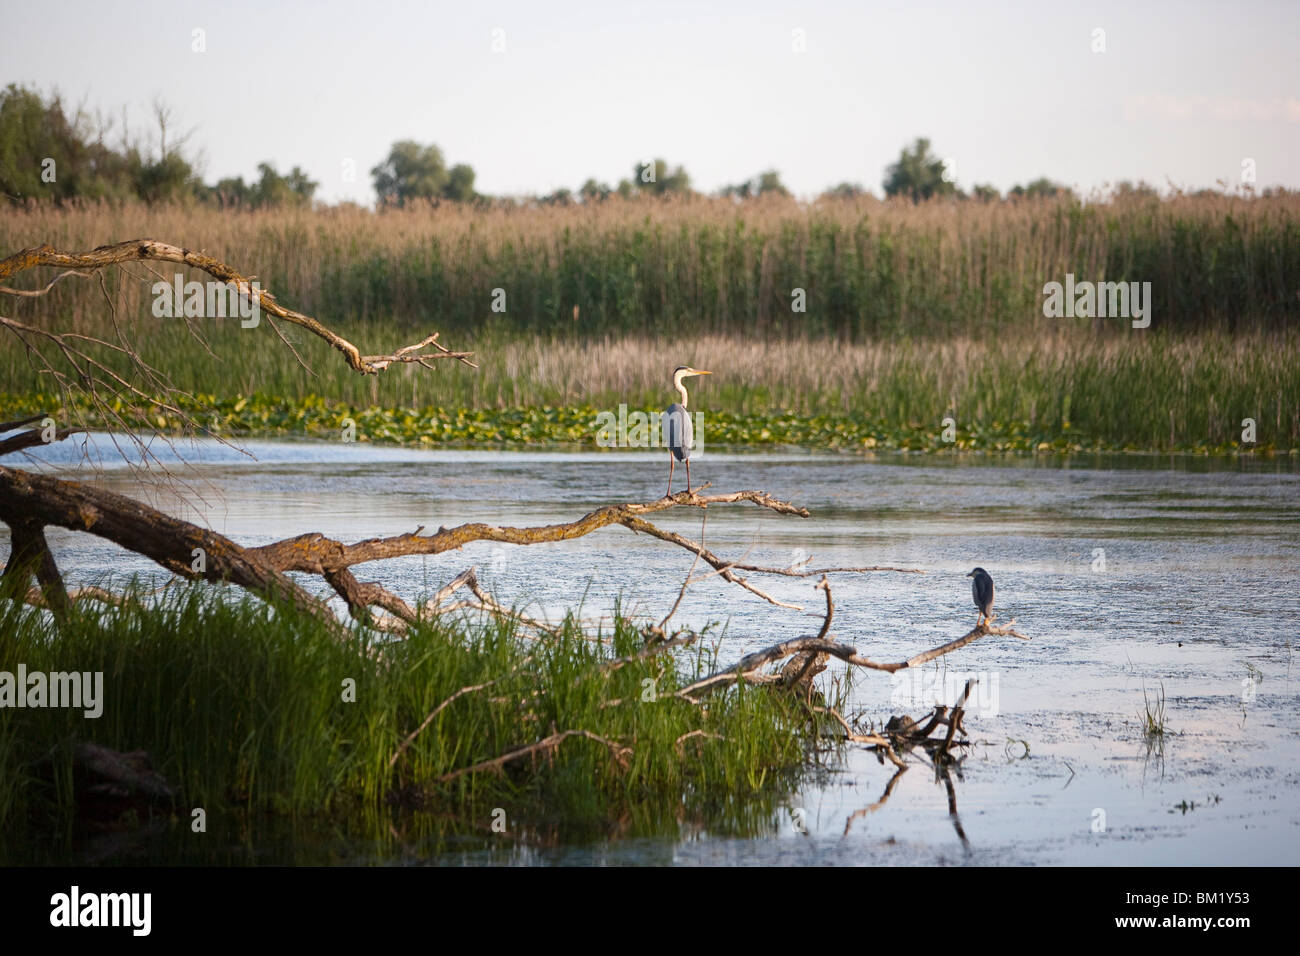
[
  {"x1": 666, "y1": 455, "x2": 675, "y2": 497},
  {"x1": 685, "y1": 458, "x2": 691, "y2": 493}
]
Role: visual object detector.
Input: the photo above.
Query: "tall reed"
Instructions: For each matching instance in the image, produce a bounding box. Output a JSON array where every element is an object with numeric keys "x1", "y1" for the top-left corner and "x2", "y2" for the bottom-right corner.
[{"x1": 2, "y1": 192, "x2": 1296, "y2": 338}]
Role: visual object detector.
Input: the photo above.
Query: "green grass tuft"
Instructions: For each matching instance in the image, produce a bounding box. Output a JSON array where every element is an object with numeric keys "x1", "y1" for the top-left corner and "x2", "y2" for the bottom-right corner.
[{"x1": 0, "y1": 584, "x2": 831, "y2": 863}]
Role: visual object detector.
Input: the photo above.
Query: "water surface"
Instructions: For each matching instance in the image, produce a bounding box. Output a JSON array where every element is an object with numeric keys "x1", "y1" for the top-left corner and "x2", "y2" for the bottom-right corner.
[{"x1": 9, "y1": 436, "x2": 1300, "y2": 865}]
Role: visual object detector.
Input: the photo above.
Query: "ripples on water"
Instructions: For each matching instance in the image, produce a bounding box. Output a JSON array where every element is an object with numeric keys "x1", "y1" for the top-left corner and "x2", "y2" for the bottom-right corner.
[{"x1": 10, "y1": 435, "x2": 1300, "y2": 864}]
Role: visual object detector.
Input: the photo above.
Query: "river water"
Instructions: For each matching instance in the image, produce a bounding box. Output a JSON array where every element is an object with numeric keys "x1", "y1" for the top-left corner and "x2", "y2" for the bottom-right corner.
[{"x1": 11, "y1": 436, "x2": 1300, "y2": 865}]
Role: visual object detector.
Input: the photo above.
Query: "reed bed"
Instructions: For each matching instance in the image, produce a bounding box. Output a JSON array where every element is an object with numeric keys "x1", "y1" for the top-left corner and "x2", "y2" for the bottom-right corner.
[
  {"x1": 2, "y1": 194, "x2": 1296, "y2": 450},
  {"x1": 2, "y1": 192, "x2": 1297, "y2": 337}
]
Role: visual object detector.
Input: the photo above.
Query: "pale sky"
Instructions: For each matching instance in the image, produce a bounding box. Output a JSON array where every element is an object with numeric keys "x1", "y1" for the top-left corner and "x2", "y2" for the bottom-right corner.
[{"x1": 3, "y1": 0, "x2": 1298, "y2": 203}]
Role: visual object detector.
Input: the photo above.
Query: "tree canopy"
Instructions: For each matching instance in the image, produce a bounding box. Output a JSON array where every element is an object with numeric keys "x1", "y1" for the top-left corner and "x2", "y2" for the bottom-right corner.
[
  {"x1": 211, "y1": 163, "x2": 318, "y2": 209},
  {"x1": 3, "y1": 85, "x2": 1103, "y2": 209},
  {"x1": 883, "y1": 137, "x2": 955, "y2": 202},
  {"x1": 720, "y1": 169, "x2": 790, "y2": 199},
  {"x1": 1008, "y1": 177, "x2": 1074, "y2": 200},
  {"x1": 371, "y1": 140, "x2": 478, "y2": 206},
  {"x1": 0, "y1": 84, "x2": 202, "y2": 203},
  {"x1": 617, "y1": 158, "x2": 691, "y2": 198}
]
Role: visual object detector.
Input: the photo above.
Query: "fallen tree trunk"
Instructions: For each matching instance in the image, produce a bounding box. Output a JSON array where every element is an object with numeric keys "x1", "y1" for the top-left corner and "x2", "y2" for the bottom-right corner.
[
  {"x1": 0, "y1": 463, "x2": 337, "y2": 627},
  {"x1": 0, "y1": 459, "x2": 901, "y2": 631}
]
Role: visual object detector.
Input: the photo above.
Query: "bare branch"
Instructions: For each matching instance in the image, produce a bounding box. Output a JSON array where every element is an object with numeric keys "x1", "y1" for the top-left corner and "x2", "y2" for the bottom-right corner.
[
  {"x1": 23, "y1": 585, "x2": 143, "y2": 610},
  {"x1": 1, "y1": 518, "x2": 68, "y2": 618},
  {"x1": 388, "y1": 662, "x2": 536, "y2": 770},
  {"x1": 0, "y1": 240, "x2": 475, "y2": 374},
  {"x1": 815, "y1": 575, "x2": 834, "y2": 640},
  {"x1": 0, "y1": 414, "x2": 48, "y2": 431},
  {"x1": 435, "y1": 729, "x2": 632, "y2": 784},
  {"x1": 679, "y1": 620, "x2": 1031, "y2": 699},
  {"x1": 0, "y1": 268, "x2": 95, "y2": 297},
  {"x1": 0, "y1": 463, "x2": 340, "y2": 630},
  {"x1": 675, "y1": 729, "x2": 726, "y2": 754},
  {"x1": 0, "y1": 425, "x2": 84, "y2": 457}
]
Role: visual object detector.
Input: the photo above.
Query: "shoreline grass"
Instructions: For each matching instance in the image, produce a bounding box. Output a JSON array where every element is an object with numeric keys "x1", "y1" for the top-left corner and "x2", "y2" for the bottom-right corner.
[
  {"x1": 4, "y1": 390, "x2": 1291, "y2": 457},
  {"x1": 0, "y1": 586, "x2": 826, "y2": 864},
  {"x1": 3, "y1": 328, "x2": 1297, "y2": 453}
]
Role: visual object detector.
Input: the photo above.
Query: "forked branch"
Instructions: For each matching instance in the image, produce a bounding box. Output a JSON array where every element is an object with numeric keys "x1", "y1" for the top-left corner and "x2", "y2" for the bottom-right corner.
[{"x1": 0, "y1": 239, "x2": 475, "y2": 374}]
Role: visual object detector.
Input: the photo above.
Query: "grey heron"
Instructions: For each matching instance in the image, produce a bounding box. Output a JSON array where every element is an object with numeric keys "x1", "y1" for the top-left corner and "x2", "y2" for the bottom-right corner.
[
  {"x1": 967, "y1": 567, "x2": 994, "y2": 627},
  {"x1": 662, "y1": 365, "x2": 711, "y2": 496}
]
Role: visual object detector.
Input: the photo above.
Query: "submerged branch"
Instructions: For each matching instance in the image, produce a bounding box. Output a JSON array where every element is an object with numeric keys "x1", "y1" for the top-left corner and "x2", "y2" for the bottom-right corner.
[{"x1": 680, "y1": 621, "x2": 1029, "y2": 697}]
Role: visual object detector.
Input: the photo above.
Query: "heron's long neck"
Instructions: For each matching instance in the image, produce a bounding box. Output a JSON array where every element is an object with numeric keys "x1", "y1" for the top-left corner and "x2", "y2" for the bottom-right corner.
[{"x1": 674, "y1": 375, "x2": 689, "y2": 408}]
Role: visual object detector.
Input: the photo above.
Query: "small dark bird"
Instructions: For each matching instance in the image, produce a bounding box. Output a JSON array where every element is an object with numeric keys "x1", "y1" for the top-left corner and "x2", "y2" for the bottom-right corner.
[{"x1": 967, "y1": 567, "x2": 994, "y2": 627}]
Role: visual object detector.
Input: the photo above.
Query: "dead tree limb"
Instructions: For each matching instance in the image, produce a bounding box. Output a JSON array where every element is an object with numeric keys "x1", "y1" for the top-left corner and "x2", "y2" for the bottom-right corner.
[
  {"x1": 0, "y1": 269, "x2": 95, "y2": 298},
  {"x1": 23, "y1": 584, "x2": 143, "y2": 610},
  {"x1": 0, "y1": 463, "x2": 337, "y2": 629},
  {"x1": 650, "y1": 513, "x2": 709, "y2": 638},
  {"x1": 0, "y1": 239, "x2": 475, "y2": 374},
  {"x1": 0, "y1": 457, "x2": 857, "y2": 631},
  {"x1": 1, "y1": 238, "x2": 475, "y2": 479},
  {"x1": 675, "y1": 729, "x2": 726, "y2": 755},
  {"x1": 0, "y1": 424, "x2": 85, "y2": 458},
  {"x1": 680, "y1": 622, "x2": 1028, "y2": 698},
  {"x1": 250, "y1": 489, "x2": 812, "y2": 573},
  {"x1": 246, "y1": 489, "x2": 844, "y2": 613},
  {"x1": 1, "y1": 517, "x2": 69, "y2": 619},
  {"x1": 389, "y1": 669, "x2": 530, "y2": 771},
  {"x1": 0, "y1": 413, "x2": 47, "y2": 431}
]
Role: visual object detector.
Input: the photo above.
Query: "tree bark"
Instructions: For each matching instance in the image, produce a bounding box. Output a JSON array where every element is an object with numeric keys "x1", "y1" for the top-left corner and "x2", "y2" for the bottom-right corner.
[{"x1": 0, "y1": 517, "x2": 69, "y2": 619}]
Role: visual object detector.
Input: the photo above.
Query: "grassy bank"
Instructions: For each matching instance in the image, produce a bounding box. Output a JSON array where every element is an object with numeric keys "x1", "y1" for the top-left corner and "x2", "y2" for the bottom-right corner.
[
  {"x1": 3, "y1": 331, "x2": 1297, "y2": 452},
  {"x1": 0, "y1": 586, "x2": 821, "y2": 863},
  {"x1": 3, "y1": 193, "x2": 1297, "y2": 337}
]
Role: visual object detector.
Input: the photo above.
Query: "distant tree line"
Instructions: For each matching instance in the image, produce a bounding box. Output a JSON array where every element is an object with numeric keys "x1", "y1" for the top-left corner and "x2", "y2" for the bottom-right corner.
[
  {"x1": 1, "y1": 86, "x2": 1263, "y2": 209},
  {"x1": 0, "y1": 84, "x2": 318, "y2": 207}
]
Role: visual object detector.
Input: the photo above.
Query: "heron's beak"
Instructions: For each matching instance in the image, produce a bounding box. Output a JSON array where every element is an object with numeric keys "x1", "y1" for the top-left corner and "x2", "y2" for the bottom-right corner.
[
  {"x1": 692, "y1": 369, "x2": 713, "y2": 376},
  {"x1": 966, "y1": 571, "x2": 974, "y2": 577}
]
